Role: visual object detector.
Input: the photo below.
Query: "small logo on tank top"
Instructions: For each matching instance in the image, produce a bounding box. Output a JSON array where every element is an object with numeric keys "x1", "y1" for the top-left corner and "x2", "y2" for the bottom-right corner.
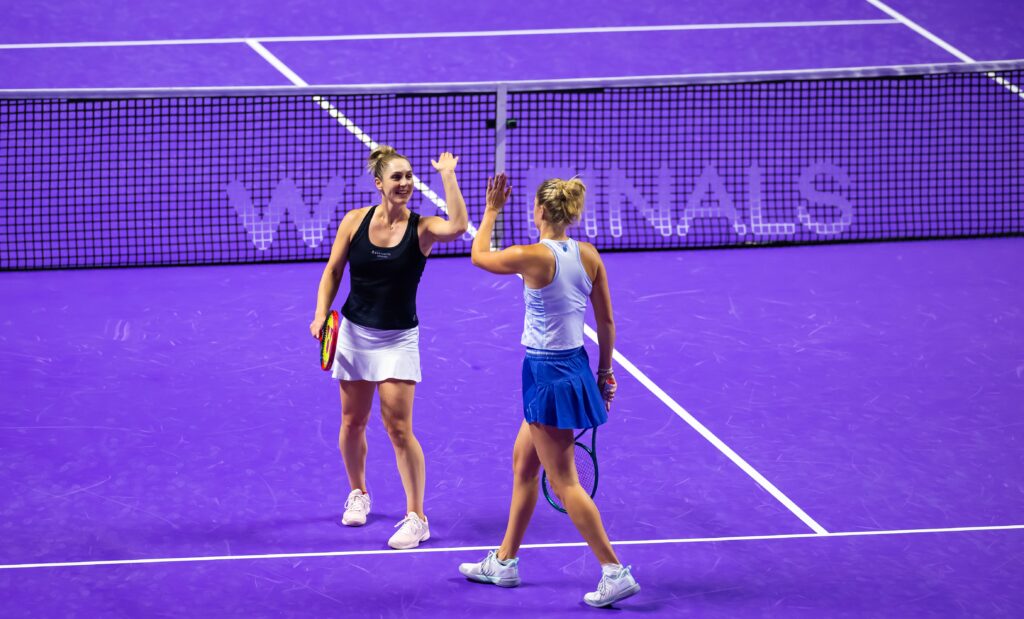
[{"x1": 371, "y1": 249, "x2": 392, "y2": 259}]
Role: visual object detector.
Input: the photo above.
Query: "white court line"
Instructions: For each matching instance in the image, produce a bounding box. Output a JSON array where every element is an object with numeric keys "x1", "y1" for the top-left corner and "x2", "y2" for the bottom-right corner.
[
  {"x1": 0, "y1": 20, "x2": 898, "y2": 50},
  {"x1": 583, "y1": 324, "x2": 828, "y2": 535},
  {"x1": 244, "y1": 41, "x2": 478, "y2": 236},
  {"x1": 245, "y1": 40, "x2": 307, "y2": 87},
  {"x1": 865, "y1": 0, "x2": 1024, "y2": 101},
  {"x1": 864, "y1": 0, "x2": 974, "y2": 62},
  {"x1": 2, "y1": 523, "x2": 1020, "y2": 571},
  {"x1": 988, "y1": 75, "x2": 1023, "y2": 99}
]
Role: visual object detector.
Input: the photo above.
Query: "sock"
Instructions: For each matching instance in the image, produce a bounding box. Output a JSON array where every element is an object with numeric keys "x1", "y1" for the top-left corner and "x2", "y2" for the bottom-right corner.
[{"x1": 601, "y1": 563, "x2": 624, "y2": 577}]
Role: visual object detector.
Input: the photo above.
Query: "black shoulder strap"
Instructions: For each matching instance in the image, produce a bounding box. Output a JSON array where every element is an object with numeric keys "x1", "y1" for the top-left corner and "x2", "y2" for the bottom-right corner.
[
  {"x1": 406, "y1": 210, "x2": 421, "y2": 242},
  {"x1": 352, "y1": 205, "x2": 376, "y2": 243}
]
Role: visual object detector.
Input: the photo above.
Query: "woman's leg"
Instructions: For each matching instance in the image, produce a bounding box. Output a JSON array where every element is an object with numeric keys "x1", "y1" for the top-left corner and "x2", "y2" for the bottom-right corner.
[
  {"x1": 338, "y1": 380, "x2": 376, "y2": 492},
  {"x1": 529, "y1": 423, "x2": 619, "y2": 565},
  {"x1": 378, "y1": 379, "x2": 426, "y2": 518},
  {"x1": 496, "y1": 420, "x2": 543, "y2": 560}
]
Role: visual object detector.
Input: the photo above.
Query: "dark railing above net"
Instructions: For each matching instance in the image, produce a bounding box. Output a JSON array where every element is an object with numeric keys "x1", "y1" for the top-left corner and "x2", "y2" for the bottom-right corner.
[{"x1": 1, "y1": 60, "x2": 1022, "y2": 270}]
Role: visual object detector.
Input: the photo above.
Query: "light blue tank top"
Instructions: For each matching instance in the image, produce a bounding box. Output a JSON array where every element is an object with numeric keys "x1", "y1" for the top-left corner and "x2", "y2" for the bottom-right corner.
[{"x1": 522, "y1": 238, "x2": 593, "y2": 350}]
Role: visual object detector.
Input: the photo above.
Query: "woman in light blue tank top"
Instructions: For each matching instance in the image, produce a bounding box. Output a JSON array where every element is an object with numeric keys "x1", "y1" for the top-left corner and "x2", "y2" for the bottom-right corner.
[{"x1": 458, "y1": 174, "x2": 640, "y2": 608}]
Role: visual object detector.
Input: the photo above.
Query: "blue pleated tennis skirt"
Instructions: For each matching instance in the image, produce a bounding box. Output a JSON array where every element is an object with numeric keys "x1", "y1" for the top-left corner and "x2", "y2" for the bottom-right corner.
[{"x1": 522, "y1": 347, "x2": 608, "y2": 430}]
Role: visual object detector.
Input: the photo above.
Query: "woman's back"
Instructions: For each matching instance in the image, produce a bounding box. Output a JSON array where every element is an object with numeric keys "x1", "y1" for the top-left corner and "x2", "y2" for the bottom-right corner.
[{"x1": 522, "y1": 238, "x2": 593, "y2": 351}]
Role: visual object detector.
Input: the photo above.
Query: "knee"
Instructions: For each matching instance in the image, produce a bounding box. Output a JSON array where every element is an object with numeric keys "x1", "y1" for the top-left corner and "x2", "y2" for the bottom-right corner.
[
  {"x1": 512, "y1": 450, "x2": 539, "y2": 484},
  {"x1": 546, "y1": 475, "x2": 579, "y2": 499},
  {"x1": 384, "y1": 421, "x2": 412, "y2": 447},
  {"x1": 340, "y1": 414, "x2": 368, "y2": 436}
]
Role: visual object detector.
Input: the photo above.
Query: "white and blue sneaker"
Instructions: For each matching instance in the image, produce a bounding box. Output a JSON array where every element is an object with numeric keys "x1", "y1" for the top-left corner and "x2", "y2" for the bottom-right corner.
[
  {"x1": 583, "y1": 564, "x2": 640, "y2": 607},
  {"x1": 388, "y1": 512, "x2": 430, "y2": 549},
  {"x1": 341, "y1": 489, "x2": 371, "y2": 527},
  {"x1": 458, "y1": 550, "x2": 521, "y2": 588}
]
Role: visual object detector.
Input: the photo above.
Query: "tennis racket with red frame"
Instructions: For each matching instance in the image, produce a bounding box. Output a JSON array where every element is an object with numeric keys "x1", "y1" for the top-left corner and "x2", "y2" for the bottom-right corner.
[{"x1": 319, "y1": 310, "x2": 340, "y2": 371}]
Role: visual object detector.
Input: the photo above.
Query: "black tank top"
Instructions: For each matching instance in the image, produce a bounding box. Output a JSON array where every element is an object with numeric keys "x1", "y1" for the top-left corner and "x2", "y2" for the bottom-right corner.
[{"x1": 342, "y1": 206, "x2": 428, "y2": 330}]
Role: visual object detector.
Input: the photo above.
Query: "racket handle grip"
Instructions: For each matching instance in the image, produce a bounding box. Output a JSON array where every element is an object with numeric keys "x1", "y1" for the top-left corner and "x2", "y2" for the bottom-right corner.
[{"x1": 600, "y1": 374, "x2": 617, "y2": 399}]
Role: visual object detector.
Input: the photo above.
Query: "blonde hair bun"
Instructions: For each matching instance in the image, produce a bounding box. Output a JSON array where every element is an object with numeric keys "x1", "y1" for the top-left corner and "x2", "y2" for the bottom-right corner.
[
  {"x1": 536, "y1": 177, "x2": 586, "y2": 226},
  {"x1": 366, "y1": 145, "x2": 406, "y2": 179}
]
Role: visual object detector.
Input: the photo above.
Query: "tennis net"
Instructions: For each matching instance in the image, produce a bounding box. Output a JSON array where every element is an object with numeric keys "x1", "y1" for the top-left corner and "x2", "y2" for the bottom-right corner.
[{"x1": 1, "y1": 60, "x2": 1021, "y2": 270}]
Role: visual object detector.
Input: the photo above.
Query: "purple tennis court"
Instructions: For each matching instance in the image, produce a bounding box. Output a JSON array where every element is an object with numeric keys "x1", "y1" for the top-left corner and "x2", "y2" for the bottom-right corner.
[{"x1": 2, "y1": 1, "x2": 1023, "y2": 616}]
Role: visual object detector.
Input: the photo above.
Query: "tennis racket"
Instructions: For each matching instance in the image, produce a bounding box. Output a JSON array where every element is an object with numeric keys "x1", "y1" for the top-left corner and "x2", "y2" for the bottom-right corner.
[
  {"x1": 541, "y1": 427, "x2": 598, "y2": 514},
  {"x1": 319, "y1": 310, "x2": 340, "y2": 371}
]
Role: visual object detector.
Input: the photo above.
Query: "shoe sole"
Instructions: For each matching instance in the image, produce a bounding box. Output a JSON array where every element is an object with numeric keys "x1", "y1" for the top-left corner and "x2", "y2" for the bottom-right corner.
[
  {"x1": 464, "y1": 573, "x2": 521, "y2": 588},
  {"x1": 388, "y1": 531, "x2": 430, "y2": 550},
  {"x1": 341, "y1": 517, "x2": 366, "y2": 527},
  {"x1": 584, "y1": 583, "x2": 641, "y2": 608}
]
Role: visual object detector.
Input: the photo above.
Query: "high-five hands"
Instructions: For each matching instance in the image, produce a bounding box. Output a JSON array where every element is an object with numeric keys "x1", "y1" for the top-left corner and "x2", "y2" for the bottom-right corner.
[
  {"x1": 487, "y1": 173, "x2": 512, "y2": 213},
  {"x1": 431, "y1": 152, "x2": 459, "y2": 173}
]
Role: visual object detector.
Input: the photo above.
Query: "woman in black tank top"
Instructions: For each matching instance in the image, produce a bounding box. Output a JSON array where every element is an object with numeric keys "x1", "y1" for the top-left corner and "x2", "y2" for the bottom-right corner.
[
  {"x1": 310, "y1": 146, "x2": 468, "y2": 549},
  {"x1": 341, "y1": 203, "x2": 427, "y2": 330}
]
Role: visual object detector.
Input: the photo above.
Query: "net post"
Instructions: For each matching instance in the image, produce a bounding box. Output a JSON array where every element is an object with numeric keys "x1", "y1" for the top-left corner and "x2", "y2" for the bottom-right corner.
[{"x1": 492, "y1": 85, "x2": 508, "y2": 250}]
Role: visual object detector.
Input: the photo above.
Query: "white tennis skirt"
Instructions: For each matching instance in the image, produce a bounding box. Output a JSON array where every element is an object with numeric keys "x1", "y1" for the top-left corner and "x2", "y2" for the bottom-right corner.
[{"x1": 331, "y1": 317, "x2": 422, "y2": 383}]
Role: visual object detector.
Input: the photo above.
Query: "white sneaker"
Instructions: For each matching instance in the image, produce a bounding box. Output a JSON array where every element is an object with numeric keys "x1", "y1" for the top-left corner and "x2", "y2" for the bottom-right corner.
[
  {"x1": 583, "y1": 565, "x2": 640, "y2": 608},
  {"x1": 388, "y1": 512, "x2": 430, "y2": 549},
  {"x1": 458, "y1": 550, "x2": 521, "y2": 588},
  {"x1": 341, "y1": 489, "x2": 371, "y2": 527}
]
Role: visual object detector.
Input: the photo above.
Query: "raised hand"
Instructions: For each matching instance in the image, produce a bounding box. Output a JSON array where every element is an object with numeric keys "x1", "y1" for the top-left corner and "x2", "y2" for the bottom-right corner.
[
  {"x1": 486, "y1": 173, "x2": 512, "y2": 213},
  {"x1": 431, "y1": 152, "x2": 459, "y2": 173}
]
